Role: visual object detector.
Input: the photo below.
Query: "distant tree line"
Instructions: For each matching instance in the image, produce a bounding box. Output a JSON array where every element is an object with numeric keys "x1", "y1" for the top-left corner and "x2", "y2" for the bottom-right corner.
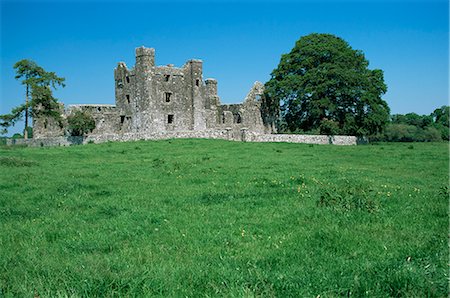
[{"x1": 370, "y1": 106, "x2": 449, "y2": 142}]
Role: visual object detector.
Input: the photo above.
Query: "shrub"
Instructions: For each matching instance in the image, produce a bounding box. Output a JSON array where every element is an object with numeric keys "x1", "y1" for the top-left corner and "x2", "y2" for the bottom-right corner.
[
  {"x1": 318, "y1": 182, "x2": 380, "y2": 213},
  {"x1": 12, "y1": 133, "x2": 23, "y2": 139},
  {"x1": 422, "y1": 126, "x2": 442, "y2": 142},
  {"x1": 319, "y1": 119, "x2": 341, "y2": 135},
  {"x1": 382, "y1": 124, "x2": 442, "y2": 142},
  {"x1": 67, "y1": 110, "x2": 95, "y2": 137}
]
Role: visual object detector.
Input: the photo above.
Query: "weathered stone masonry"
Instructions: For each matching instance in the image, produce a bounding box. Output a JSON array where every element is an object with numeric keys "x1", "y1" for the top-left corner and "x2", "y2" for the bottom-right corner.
[
  {"x1": 33, "y1": 46, "x2": 272, "y2": 140},
  {"x1": 22, "y1": 46, "x2": 359, "y2": 146}
]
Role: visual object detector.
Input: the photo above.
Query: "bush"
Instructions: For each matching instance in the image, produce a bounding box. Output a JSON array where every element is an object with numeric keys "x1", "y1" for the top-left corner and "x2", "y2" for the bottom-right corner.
[
  {"x1": 382, "y1": 124, "x2": 442, "y2": 142},
  {"x1": 67, "y1": 110, "x2": 96, "y2": 137},
  {"x1": 422, "y1": 126, "x2": 442, "y2": 142},
  {"x1": 432, "y1": 123, "x2": 449, "y2": 141},
  {"x1": 319, "y1": 119, "x2": 341, "y2": 135},
  {"x1": 12, "y1": 133, "x2": 23, "y2": 139}
]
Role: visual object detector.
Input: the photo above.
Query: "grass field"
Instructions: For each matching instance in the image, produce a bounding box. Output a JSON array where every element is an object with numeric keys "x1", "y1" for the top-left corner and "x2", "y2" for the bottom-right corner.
[{"x1": 0, "y1": 139, "x2": 448, "y2": 297}]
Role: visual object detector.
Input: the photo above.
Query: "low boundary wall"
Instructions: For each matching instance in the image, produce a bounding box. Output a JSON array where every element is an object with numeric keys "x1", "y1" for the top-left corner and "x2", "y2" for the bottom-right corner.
[{"x1": 6, "y1": 130, "x2": 364, "y2": 147}]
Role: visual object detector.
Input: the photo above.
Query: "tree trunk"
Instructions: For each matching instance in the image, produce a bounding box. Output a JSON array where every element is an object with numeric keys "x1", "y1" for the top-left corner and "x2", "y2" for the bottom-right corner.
[{"x1": 24, "y1": 84, "x2": 29, "y2": 139}]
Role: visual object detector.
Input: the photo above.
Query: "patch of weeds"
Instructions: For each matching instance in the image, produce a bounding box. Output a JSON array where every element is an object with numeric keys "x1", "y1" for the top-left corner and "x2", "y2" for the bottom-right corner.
[
  {"x1": 45, "y1": 230, "x2": 62, "y2": 243},
  {"x1": 199, "y1": 192, "x2": 235, "y2": 205},
  {"x1": 318, "y1": 181, "x2": 380, "y2": 213},
  {"x1": 407, "y1": 145, "x2": 414, "y2": 149},
  {"x1": 289, "y1": 174, "x2": 306, "y2": 185},
  {"x1": 152, "y1": 157, "x2": 166, "y2": 168},
  {"x1": 57, "y1": 182, "x2": 97, "y2": 196},
  {"x1": 1, "y1": 206, "x2": 40, "y2": 220},
  {"x1": 94, "y1": 190, "x2": 113, "y2": 197},
  {"x1": 0, "y1": 157, "x2": 37, "y2": 167},
  {"x1": 96, "y1": 206, "x2": 128, "y2": 218},
  {"x1": 172, "y1": 161, "x2": 182, "y2": 171},
  {"x1": 254, "y1": 177, "x2": 285, "y2": 188}
]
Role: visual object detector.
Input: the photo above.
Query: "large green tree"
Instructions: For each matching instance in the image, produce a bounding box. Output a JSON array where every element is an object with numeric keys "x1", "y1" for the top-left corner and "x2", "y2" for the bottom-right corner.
[
  {"x1": 0, "y1": 59, "x2": 65, "y2": 138},
  {"x1": 265, "y1": 33, "x2": 390, "y2": 136}
]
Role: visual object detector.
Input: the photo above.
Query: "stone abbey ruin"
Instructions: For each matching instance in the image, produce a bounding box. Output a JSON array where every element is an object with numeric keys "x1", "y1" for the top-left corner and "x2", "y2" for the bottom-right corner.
[{"x1": 17, "y1": 46, "x2": 358, "y2": 146}]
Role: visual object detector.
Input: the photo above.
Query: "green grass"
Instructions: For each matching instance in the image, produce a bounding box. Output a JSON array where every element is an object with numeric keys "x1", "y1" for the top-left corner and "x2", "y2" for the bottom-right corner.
[{"x1": 0, "y1": 139, "x2": 448, "y2": 297}]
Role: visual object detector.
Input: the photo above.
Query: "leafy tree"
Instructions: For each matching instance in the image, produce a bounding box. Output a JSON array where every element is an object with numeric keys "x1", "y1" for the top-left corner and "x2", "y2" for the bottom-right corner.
[
  {"x1": 432, "y1": 106, "x2": 449, "y2": 126},
  {"x1": 67, "y1": 110, "x2": 96, "y2": 137},
  {"x1": 431, "y1": 106, "x2": 449, "y2": 140},
  {"x1": 392, "y1": 113, "x2": 432, "y2": 128},
  {"x1": 265, "y1": 33, "x2": 390, "y2": 136},
  {"x1": 0, "y1": 59, "x2": 65, "y2": 138}
]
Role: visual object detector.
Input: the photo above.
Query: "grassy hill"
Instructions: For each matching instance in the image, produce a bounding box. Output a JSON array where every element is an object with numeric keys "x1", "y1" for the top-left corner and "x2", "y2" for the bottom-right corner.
[{"x1": 0, "y1": 139, "x2": 448, "y2": 296}]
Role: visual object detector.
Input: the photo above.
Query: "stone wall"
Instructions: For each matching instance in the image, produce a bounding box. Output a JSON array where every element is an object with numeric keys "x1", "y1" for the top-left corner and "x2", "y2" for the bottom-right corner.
[
  {"x1": 244, "y1": 132, "x2": 360, "y2": 145},
  {"x1": 7, "y1": 131, "x2": 361, "y2": 147}
]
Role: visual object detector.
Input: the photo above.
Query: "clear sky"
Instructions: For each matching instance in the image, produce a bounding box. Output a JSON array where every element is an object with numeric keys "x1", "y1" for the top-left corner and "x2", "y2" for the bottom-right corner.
[{"x1": 1, "y1": 0, "x2": 448, "y2": 136}]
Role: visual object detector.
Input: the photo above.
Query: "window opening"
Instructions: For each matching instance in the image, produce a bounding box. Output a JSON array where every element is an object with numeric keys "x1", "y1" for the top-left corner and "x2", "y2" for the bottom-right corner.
[
  {"x1": 235, "y1": 113, "x2": 242, "y2": 124},
  {"x1": 165, "y1": 92, "x2": 172, "y2": 102},
  {"x1": 168, "y1": 114, "x2": 174, "y2": 124}
]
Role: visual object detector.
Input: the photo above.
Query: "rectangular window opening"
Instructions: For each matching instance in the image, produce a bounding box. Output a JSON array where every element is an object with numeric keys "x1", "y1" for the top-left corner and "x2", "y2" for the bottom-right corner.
[
  {"x1": 120, "y1": 115, "x2": 125, "y2": 124},
  {"x1": 165, "y1": 75, "x2": 170, "y2": 82},
  {"x1": 168, "y1": 114, "x2": 174, "y2": 124},
  {"x1": 195, "y1": 79, "x2": 200, "y2": 87},
  {"x1": 126, "y1": 94, "x2": 130, "y2": 103},
  {"x1": 165, "y1": 92, "x2": 172, "y2": 102},
  {"x1": 126, "y1": 76, "x2": 130, "y2": 83}
]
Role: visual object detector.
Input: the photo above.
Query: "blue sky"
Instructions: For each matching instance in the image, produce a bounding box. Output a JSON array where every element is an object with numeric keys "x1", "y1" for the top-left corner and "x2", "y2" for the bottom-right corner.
[{"x1": 1, "y1": 0, "x2": 448, "y2": 135}]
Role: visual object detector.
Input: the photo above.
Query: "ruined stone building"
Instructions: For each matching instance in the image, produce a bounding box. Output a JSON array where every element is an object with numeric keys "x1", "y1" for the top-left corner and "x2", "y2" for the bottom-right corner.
[
  {"x1": 34, "y1": 47, "x2": 273, "y2": 140},
  {"x1": 27, "y1": 46, "x2": 358, "y2": 146}
]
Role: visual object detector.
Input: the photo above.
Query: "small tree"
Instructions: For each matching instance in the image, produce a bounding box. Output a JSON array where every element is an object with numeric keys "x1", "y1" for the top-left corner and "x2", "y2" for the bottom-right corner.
[
  {"x1": 67, "y1": 110, "x2": 96, "y2": 137},
  {"x1": 0, "y1": 59, "x2": 65, "y2": 138}
]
